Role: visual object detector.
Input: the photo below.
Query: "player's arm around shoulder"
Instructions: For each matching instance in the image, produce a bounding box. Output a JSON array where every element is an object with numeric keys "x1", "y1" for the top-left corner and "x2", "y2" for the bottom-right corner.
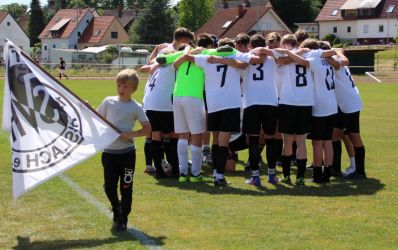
[{"x1": 274, "y1": 48, "x2": 309, "y2": 68}]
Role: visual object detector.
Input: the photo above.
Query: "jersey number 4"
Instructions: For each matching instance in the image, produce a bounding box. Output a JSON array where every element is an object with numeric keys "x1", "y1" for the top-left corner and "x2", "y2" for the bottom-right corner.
[
  {"x1": 295, "y1": 65, "x2": 307, "y2": 87},
  {"x1": 217, "y1": 65, "x2": 228, "y2": 87}
]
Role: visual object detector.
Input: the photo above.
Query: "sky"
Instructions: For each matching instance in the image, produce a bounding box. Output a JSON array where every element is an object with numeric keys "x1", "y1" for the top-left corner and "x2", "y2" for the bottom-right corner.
[{"x1": 1, "y1": 0, "x2": 181, "y2": 6}]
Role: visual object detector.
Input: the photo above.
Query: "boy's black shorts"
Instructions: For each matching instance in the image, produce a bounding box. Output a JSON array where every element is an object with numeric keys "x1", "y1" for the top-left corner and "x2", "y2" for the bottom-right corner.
[
  {"x1": 308, "y1": 115, "x2": 335, "y2": 140},
  {"x1": 278, "y1": 104, "x2": 312, "y2": 135},
  {"x1": 146, "y1": 110, "x2": 174, "y2": 133},
  {"x1": 334, "y1": 108, "x2": 345, "y2": 130},
  {"x1": 229, "y1": 133, "x2": 248, "y2": 152},
  {"x1": 243, "y1": 105, "x2": 278, "y2": 135},
  {"x1": 208, "y1": 108, "x2": 240, "y2": 133},
  {"x1": 333, "y1": 109, "x2": 360, "y2": 134}
]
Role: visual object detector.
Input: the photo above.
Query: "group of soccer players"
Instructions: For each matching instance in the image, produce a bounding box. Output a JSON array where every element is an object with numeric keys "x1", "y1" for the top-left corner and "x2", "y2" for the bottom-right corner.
[{"x1": 139, "y1": 27, "x2": 366, "y2": 187}]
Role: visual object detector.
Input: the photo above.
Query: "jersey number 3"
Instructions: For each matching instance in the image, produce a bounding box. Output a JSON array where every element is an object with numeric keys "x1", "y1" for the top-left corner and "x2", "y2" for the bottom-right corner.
[
  {"x1": 295, "y1": 65, "x2": 307, "y2": 87},
  {"x1": 217, "y1": 65, "x2": 228, "y2": 87},
  {"x1": 252, "y1": 64, "x2": 264, "y2": 81}
]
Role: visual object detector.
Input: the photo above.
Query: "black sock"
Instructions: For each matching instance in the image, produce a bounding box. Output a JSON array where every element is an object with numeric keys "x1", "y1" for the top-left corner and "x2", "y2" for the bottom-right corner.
[
  {"x1": 275, "y1": 139, "x2": 283, "y2": 162},
  {"x1": 296, "y1": 158, "x2": 307, "y2": 178},
  {"x1": 151, "y1": 140, "x2": 165, "y2": 176},
  {"x1": 144, "y1": 138, "x2": 152, "y2": 166},
  {"x1": 248, "y1": 136, "x2": 260, "y2": 171},
  {"x1": 332, "y1": 141, "x2": 342, "y2": 172},
  {"x1": 163, "y1": 138, "x2": 179, "y2": 175},
  {"x1": 265, "y1": 138, "x2": 276, "y2": 170},
  {"x1": 354, "y1": 146, "x2": 366, "y2": 175},
  {"x1": 281, "y1": 155, "x2": 292, "y2": 178},
  {"x1": 322, "y1": 165, "x2": 331, "y2": 183},
  {"x1": 211, "y1": 144, "x2": 219, "y2": 171},
  {"x1": 313, "y1": 166, "x2": 322, "y2": 183},
  {"x1": 216, "y1": 146, "x2": 229, "y2": 175}
]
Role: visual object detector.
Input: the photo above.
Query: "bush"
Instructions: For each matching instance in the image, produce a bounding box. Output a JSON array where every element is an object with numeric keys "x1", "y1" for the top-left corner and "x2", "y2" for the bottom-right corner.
[{"x1": 322, "y1": 34, "x2": 341, "y2": 46}]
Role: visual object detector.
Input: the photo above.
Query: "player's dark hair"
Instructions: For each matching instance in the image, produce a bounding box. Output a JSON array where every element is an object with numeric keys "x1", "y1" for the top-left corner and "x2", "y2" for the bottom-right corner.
[
  {"x1": 174, "y1": 27, "x2": 194, "y2": 41},
  {"x1": 281, "y1": 34, "x2": 297, "y2": 48},
  {"x1": 318, "y1": 41, "x2": 331, "y2": 50},
  {"x1": 218, "y1": 38, "x2": 235, "y2": 48},
  {"x1": 299, "y1": 38, "x2": 320, "y2": 50},
  {"x1": 294, "y1": 30, "x2": 309, "y2": 44},
  {"x1": 197, "y1": 33, "x2": 215, "y2": 48},
  {"x1": 235, "y1": 33, "x2": 250, "y2": 46},
  {"x1": 250, "y1": 34, "x2": 266, "y2": 48}
]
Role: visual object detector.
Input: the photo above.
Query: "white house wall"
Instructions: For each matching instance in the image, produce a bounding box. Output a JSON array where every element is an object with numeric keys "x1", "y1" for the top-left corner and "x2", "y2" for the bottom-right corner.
[
  {"x1": 249, "y1": 11, "x2": 287, "y2": 32},
  {"x1": 0, "y1": 14, "x2": 30, "y2": 59}
]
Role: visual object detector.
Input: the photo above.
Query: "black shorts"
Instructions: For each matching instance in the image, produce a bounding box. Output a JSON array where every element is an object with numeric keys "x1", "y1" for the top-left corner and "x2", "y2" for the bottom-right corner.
[
  {"x1": 278, "y1": 104, "x2": 312, "y2": 135},
  {"x1": 343, "y1": 111, "x2": 360, "y2": 134},
  {"x1": 229, "y1": 133, "x2": 248, "y2": 152},
  {"x1": 243, "y1": 105, "x2": 278, "y2": 135},
  {"x1": 334, "y1": 108, "x2": 345, "y2": 130},
  {"x1": 308, "y1": 115, "x2": 335, "y2": 140},
  {"x1": 146, "y1": 110, "x2": 174, "y2": 133},
  {"x1": 208, "y1": 108, "x2": 240, "y2": 132}
]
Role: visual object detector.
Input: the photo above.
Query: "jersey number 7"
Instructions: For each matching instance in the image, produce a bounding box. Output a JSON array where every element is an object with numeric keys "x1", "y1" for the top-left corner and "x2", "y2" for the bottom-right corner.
[{"x1": 217, "y1": 65, "x2": 228, "y2": 87}]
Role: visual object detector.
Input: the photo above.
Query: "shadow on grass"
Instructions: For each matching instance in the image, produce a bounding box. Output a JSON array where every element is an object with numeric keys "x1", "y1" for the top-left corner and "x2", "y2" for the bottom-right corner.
[
  {"x1": 154, "y1": 167, "x2": 385, "y2": 197},
  {"x1": 13, "y1": 233, "x2": 166, "y2": 250}
]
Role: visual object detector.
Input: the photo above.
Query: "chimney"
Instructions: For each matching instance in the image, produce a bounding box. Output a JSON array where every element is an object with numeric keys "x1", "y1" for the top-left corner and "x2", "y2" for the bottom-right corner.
[
  {"x1": 237, "y1": 5, "x2": 245, "y2": 18},
  {"x1": 117, "y1": 4, "x2": 122, "y2": 18}
]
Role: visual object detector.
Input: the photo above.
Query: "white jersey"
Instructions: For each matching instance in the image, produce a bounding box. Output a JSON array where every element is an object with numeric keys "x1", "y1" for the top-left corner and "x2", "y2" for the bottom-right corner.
[
  {"x1": 241, "y1": 55, "x2": 278, "y2": 108},
  {"x1": 194, "y1": 52, "x2": 251, "y2": 113},
  {"x1": 143, "y1": 65, "x2": 175, "y2": 111},
  {"x1": 333, "y1": 57, "x2": 362, "y2": 113},
  {"x1": 278, "y1": 51, "x2": 314, "y2": 106},
  {"x1": 309, "y1": 50, "x2": 338, "y2": 117}
]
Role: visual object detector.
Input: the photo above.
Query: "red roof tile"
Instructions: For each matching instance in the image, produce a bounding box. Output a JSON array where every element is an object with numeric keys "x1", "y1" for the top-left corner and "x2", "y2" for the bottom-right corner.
[
  {"x1": 315, "y1": 0, "x2": 346, "y2": 21},
  {"x1": 197, "y1": 6, "x2": 280, "y2": 38},
  {"x1": 0, "y1": 11, "x2": 8, "y2": 23},
  {"x1": 103, "y1": 9, "x2": 136, "y2": 29},
  {"x1": 78, "y1": 16, "x2": 117, "y2": 43},
  {"x1": 39, "y1": 8, "x2": 91, "y2": 39}
]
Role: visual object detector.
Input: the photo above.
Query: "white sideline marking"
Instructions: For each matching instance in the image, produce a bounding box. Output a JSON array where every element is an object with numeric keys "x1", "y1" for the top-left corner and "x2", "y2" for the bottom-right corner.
[
  {"x1": 365, "y1": 72, "x2": 382, "y2": 83},
  {"x1": 59, "y1": 174, "x2": 162, "y2": 250}
]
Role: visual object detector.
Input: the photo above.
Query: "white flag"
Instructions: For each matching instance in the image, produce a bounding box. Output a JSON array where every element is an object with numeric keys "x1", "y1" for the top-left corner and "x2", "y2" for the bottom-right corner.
[{"x1": 2, "y1": 40, "x2": 120, "y2": 200}]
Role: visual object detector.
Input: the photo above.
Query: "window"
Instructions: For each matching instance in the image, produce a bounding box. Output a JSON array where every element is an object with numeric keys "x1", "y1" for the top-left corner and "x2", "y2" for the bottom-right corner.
[
  {"x1": 379, "y1": 25, "x2": 384, "y2": 32},
  {"x1": 331, "y1": 9, "x2": 339, "y2": 16},
  {"x1": 78, "y1": 31, "x2": 81, "y2": 37},
  {"x1": 7, "y1": 21, "x2": 10, "y2": 26},
  {"x1": 93, "y1": 30, "x2": 101, "y2": 37},
  {"x1": 386, "y1": 5, "x2": 395, "y2": 13},
  {"x1": 333, "y1": 27, "x2": 337, "y2": 33},
  {"x1": 52, "y1": 44, "x2": 56, "y2": 49},
  {"x1": 86, "y1": 19, "x2": 90, "y2": 23},
  {"x1": 364, "y1": 24, "x2": 369, "y2": 33},
  {"x1": 347, "y1": 26, "x2": 351, "y2": 33},
  {"x1": 111, "y1": 32, "x2": 118, "y2": 39},
  {"x1": 44, "y1": 45, "x2": 47, "y2": 51},
  {"x1": 222, "y1": 21, "x2": 232, "y2": 28}
]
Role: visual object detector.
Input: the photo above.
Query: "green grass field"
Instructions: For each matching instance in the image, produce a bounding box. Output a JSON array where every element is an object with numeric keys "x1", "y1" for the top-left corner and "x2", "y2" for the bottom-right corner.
[{"x1": 0, "y1": 78, "x2": 398, "y2": 249}]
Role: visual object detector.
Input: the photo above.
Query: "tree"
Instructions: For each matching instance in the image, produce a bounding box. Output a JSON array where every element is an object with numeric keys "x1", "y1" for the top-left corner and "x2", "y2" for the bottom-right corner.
[
  {"x1": 270, "y1": 0, "x2": 321, "y2": 29},
  {"x1": 178, "y1": 0, "x2": 215, "y2": 32},
  {"x1": 126, "y1": 0, "x2": 147, "y2": 9},
  {"x1": 0, "y1": 3, "x2": 28, "y2": 20},
  {"x1": 29, "y1": 0, "x2": 45, "y2": 46},
  {"x1": 129, "y1": 0, "x2": 176, "y2": 44}
]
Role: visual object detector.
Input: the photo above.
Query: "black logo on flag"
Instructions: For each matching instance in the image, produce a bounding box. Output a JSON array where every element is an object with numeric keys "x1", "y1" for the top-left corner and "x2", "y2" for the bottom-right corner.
[{"x1": 8, "y1": 48, "x2": 84, "y2": 173}]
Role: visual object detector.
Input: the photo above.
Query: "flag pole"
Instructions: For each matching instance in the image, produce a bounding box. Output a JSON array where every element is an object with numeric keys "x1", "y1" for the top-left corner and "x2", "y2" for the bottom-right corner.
[{"x1": 17, "y1": 48, "x2": 122, "y2": 134}]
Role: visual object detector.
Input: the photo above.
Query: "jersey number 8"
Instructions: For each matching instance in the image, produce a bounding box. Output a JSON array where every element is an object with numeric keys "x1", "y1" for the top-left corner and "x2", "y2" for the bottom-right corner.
[{"x1": 295, "y1": 65, "x2": 307, "y2": 87}]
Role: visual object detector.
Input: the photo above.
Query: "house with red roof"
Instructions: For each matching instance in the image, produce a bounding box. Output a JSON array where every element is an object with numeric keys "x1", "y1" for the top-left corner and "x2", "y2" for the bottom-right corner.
[
  {"x1": 197, "y1": 1, "x2": 291, "y2": 39},
  {"x1": 316, "y1": 0, "x2": 398, "y2": 45},
  {"x1": 39, "y1": 8, "x2": 128, "y2": 62},
  {"x1": 0, "y1": 11, "x2": 30, "y2": 60}
]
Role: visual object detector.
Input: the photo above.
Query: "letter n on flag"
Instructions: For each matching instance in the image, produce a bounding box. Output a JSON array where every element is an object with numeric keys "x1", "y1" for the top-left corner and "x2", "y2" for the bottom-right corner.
[{"x1": 1, "y1": 40, "x2": 120, "y2": 200}]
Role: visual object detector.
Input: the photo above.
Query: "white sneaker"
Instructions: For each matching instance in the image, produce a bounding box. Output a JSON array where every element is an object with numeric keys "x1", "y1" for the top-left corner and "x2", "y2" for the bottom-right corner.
[
  {"x1": 343, "y1": 165, "x2": 356, "y2": 177},
  {"x1": 161, "y1": 159, "x2": 172, "y2": 176},
  {"x1": 144, "y1": 165, "x2": 156, "y2": 174}
]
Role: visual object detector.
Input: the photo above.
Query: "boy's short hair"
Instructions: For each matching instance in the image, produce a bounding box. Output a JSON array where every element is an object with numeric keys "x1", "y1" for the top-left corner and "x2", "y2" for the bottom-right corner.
[
  {"x1": 250, "y1": 34, "x2": 266, "y2": 48},
  {"x1": 266, "y1": 32, "x2": 281, "y2": 44},
  {"x1": 116, "y1": 69, "x2": 139, "y2": 91},
  {"x1": 174, "y1": 27, "x2": 194, "y2": 41},
  {"x1": 218, "y1": 38, "x2": 235, "y2": 48},
  {"x1": 197, "y1": 33, "x2": 215, "y2": 48},
  {"x1": 281, "y1": 34, "x2": 298, "y2": 48},
  {"x1": 235, "y1": 33, "x2": 250, "y2": 46},
  {"x1": 318, "y1": 40, "x2": 332, "y2": 50},
  {"x1": 294, "y1": 30, "x2": 309, "y2": 44},
  {"x1": 299, "y1": 38, "x2": 320, "y2": 50}
]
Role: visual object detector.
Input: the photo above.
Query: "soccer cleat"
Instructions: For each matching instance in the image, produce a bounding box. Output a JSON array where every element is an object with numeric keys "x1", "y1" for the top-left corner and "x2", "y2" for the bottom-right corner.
[
  {"x1": 331, "y1": 168, "x2": 343, "y2": 177},
  {"x1": 190, "y1": 174, "x2": 203, "y2": 183},
  {"x1": 161, "y1": 159, "x2": 172, "y2": 176},
  {"x1": 245, "y1": 175, "x2": 261, "y2": 186},
  {"x1": 179, "y1": 174, "x2": 188, "y2": 183},
  {"x1": 342, "y1": 165, "x2": 356, "y2": 177},
  {"x1": 144, "y1": 165, "x2": 156, "y2": 174},
  {"x1": 115, "y1": 221, "x2": 127, "y2": 232},
  {"x1": 214, "y1": 178, "x2": 230, "y2": 187},
  {"x1": 343, "y1": 172, "x2": 367, "y2": 179},
  {"x1": 280, "y1": 176, "x2": 291, "y2": 184},
  {"x1": 202, "y1": 154, "x2": 212, "y2": 166},
  {"x1": 268, "y1": 174, "x2": 278, "y2": 185},
  {"x1": 296, "y1": 177, "x2": 305, "y2": 186}
]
